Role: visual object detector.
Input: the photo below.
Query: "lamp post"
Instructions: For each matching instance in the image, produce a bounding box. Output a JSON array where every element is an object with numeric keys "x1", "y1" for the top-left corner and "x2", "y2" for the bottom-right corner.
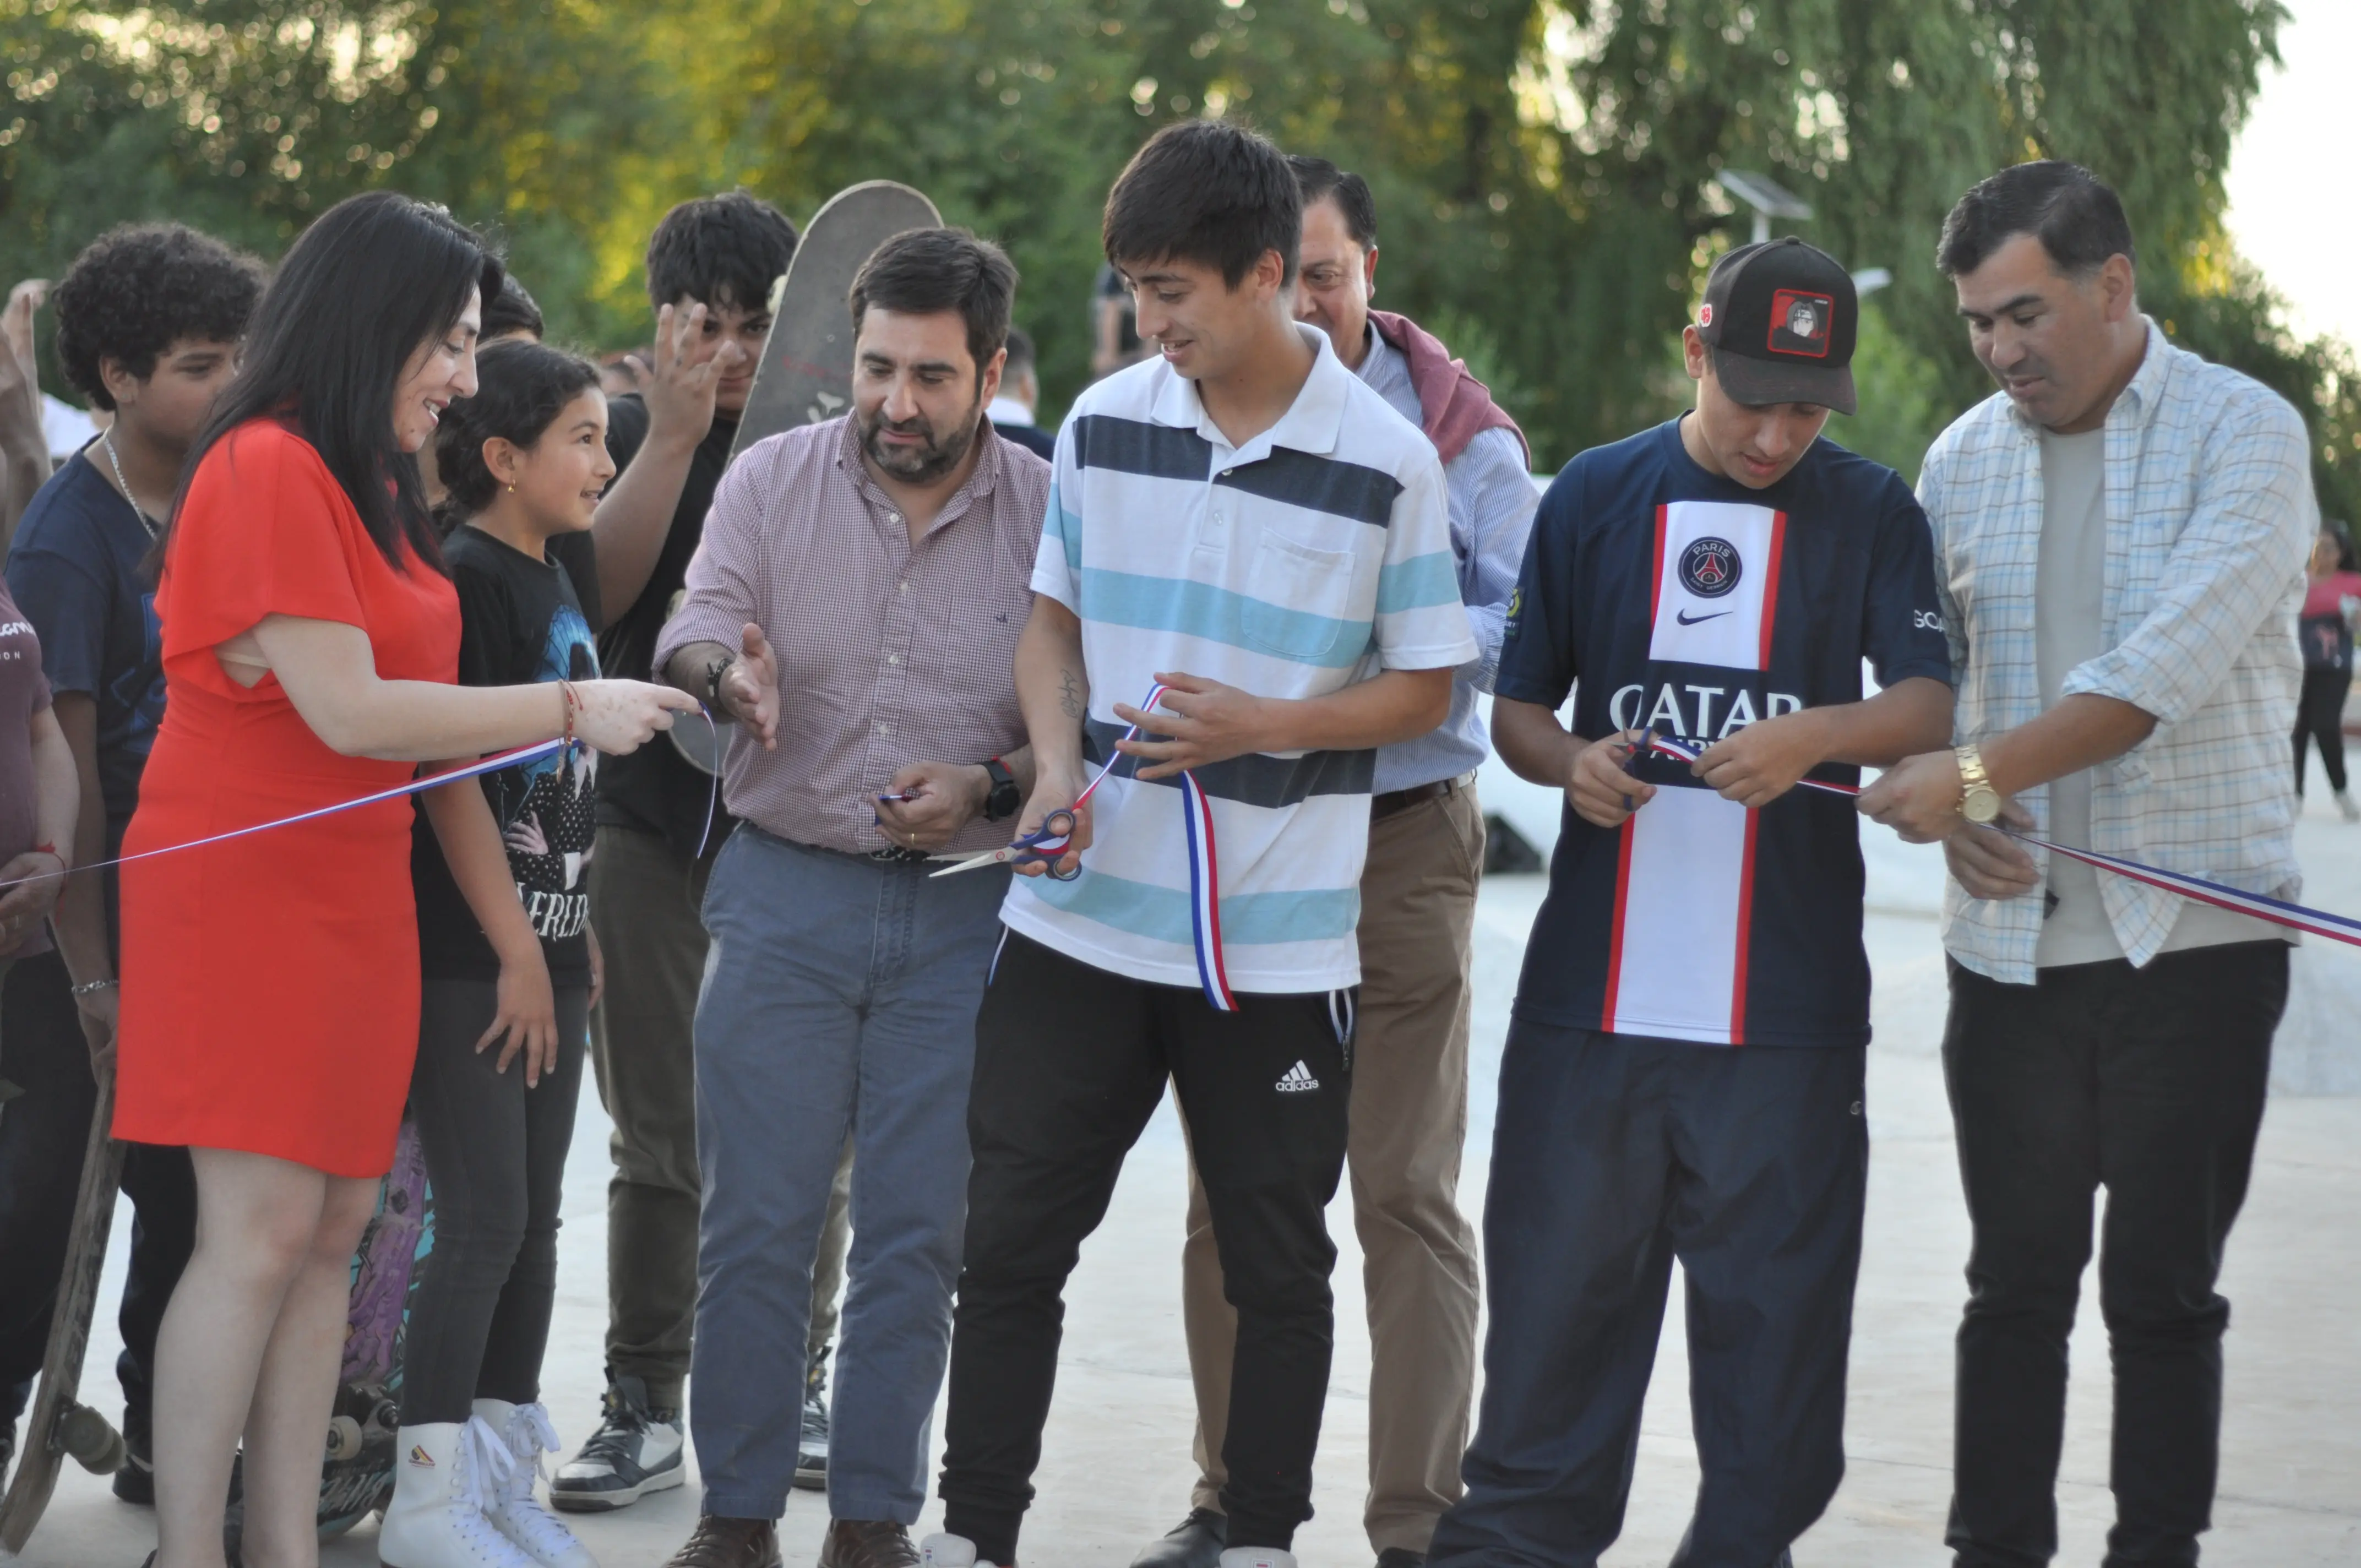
[{"x1": 1716, "y1": 168, "x2": 1814, "y2": 245}]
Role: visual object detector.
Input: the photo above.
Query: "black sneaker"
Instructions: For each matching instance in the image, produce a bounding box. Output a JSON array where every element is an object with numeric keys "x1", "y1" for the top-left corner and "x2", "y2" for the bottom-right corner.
[
  {"x1": 551, "y1": 1375, "x2": 686, "y2": 1512},
  {"x1": 112, "y1": 1404, "x2": 154, "y2": 1503},
  {"x1": 794, "y1": 1344, "x2": 831, "y2": 1491}
]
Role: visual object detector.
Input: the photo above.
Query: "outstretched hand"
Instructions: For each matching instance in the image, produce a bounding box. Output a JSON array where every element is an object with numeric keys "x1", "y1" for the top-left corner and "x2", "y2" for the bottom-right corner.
[{"x1": 718, "y1": 623, "x2": 781, "y2": 750}]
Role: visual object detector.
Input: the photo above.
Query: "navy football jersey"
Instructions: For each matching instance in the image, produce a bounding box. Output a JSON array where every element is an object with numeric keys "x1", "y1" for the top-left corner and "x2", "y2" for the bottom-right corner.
[{"x1": 1497, "y1": 418, "x2": 1951, "y2": 1047}]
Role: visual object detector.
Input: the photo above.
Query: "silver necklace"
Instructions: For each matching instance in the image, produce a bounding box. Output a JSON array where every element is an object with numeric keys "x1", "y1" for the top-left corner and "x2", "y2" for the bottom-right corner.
[{"x1": 100, "y1": 429, "x2": 161, "y2": 540}]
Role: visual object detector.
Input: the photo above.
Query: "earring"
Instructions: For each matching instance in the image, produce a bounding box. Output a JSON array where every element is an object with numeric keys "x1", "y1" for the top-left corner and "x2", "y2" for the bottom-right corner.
[{"x1": 505, "y1": 481, "x2": 516, "y2": 493}]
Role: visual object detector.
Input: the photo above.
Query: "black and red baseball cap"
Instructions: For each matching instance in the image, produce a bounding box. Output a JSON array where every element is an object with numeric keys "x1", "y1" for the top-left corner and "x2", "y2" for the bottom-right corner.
[{"x1": 1695, "y1": 236, "x2": 1858, "y2": 415}]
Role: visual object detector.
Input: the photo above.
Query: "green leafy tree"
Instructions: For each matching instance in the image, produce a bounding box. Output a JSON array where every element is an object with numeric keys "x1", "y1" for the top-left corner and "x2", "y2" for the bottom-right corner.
[{"x1": 5, "y1": 0, "x2": 2350, "y2": 521}]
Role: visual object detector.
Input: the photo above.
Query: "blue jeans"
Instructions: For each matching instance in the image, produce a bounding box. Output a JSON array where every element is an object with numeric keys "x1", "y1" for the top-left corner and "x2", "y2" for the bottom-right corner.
[{"x1": 690, "y1": 826, "x2": 1007, "y2": 1522}]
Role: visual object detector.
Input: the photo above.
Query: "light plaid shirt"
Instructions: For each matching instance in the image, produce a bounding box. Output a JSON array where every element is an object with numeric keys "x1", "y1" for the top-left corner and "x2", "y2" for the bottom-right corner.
[{"x1": 1922, "y1": 319, "x2": 2319, "y2": 983}]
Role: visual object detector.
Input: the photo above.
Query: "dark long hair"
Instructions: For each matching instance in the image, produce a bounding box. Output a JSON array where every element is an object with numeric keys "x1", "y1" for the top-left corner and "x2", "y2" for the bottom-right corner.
[
  {"x1": 169, "y1": 192, "x2": 504, "y2": 573},
  {"x1": 432, "y1": 339, "x2": 602, "y2": 529}
]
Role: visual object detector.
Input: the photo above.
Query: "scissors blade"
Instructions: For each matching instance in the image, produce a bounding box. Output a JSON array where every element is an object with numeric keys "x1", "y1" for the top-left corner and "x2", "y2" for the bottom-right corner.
[{"x1": 927, "y1": 848, "x2": 1011, "y2": 878}]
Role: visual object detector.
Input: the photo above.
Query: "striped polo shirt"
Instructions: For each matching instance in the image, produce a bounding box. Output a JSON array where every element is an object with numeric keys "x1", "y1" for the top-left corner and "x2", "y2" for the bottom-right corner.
[{"x1": 1002, "y1": 323, "x2": 1476, "y2": 993}]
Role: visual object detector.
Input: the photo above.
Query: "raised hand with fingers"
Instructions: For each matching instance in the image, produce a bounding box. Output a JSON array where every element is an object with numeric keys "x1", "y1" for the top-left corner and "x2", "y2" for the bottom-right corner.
[
  {"x1": 717, "y1": 622, "x2": 781, "y2": 749},
  {"x1": 633, "y1": 300, "x2": 739, "y2": 447}
]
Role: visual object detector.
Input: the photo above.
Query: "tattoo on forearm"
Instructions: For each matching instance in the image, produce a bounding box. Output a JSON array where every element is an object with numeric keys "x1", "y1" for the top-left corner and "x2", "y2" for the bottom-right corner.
[{"x1": 1058, "y1": 668, "x2": 1086, "y2": 720}]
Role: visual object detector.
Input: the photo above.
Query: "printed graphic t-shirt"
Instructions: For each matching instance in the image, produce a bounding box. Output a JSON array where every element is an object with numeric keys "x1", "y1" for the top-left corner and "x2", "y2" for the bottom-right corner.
[
  {"x1": 4, "y1": 450, "x2": 166, "y2": 842},
  {"x1": 412, "y1": 526, "x2": 601, "y2": 983},
  {"x1": 1497, "y1": 417, "x2": 1951, "y2": 1047}
]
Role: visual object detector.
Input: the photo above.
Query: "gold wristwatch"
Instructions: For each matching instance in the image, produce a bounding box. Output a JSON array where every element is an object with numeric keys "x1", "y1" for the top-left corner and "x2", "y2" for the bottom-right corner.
[{"x1": 1955, "y1": 743, "x2": 2002, "y2": 824}]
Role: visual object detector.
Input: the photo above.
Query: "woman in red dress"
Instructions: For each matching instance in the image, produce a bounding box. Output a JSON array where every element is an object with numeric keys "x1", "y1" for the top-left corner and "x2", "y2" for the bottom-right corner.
[{"x1": 115, "y1": 192, "x2": 694, "y2": 1568}]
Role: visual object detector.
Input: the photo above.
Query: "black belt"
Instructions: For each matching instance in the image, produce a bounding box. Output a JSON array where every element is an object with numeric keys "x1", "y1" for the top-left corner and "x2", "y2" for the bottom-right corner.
[{"x1": 1370, "y1": 773, "x2": 1472, "y2": 822}]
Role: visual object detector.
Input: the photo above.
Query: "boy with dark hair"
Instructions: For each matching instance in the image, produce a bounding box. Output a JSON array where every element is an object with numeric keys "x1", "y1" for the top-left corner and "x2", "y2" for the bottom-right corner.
[
  {"x1": 1149, "y1": 150, "x2": 1537, "y2": 1568},
  {"x1": 0, "y1": 220, "x2": 263, "y2": 1501},
  {"x1": 553, "y1": 188, "x2": 800, "y2": 1516},
  {"x1": 481, "y1": 274, "x2": 546, "y2": 343},
  {"x1": 1430, "y1": 238, "x2": 1954, "y2": 1568},
  {"x1": 923, "y1": 118, "x2": 1473, "y2": 1568}
]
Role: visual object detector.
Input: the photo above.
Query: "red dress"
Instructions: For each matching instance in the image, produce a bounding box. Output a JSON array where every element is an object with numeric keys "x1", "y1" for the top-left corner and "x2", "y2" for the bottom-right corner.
[{"x1": 116, "y1": 420, "x2": 460, "y2": 1178}]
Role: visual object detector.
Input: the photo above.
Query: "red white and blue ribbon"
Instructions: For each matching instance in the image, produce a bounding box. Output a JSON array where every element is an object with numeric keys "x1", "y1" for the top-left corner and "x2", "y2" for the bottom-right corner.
[
  {"x1": 0, "y1": 707, "x2": 720, "y2": 892},
  {"x1": 1066, "y1": 682, "x2": 1237, "y2": 1011},
  {"x1": 1636, "y1": 729, "x2": 2361, "y2": 950},
  {"x1": 0, "y1": 737, "x2": 577, "y2": 892}
]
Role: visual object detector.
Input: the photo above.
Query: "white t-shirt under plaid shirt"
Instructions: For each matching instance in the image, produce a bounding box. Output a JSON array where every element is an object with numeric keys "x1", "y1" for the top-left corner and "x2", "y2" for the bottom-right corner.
[{"x1": 1002, "y1": 324, "x2": 1477, "y2": 993}]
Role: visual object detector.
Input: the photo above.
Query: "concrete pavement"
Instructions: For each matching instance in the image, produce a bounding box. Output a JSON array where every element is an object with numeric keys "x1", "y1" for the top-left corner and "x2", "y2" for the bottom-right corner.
[{"x1": 11, "y1": 797, "x2": 2361, "y2": 1566}]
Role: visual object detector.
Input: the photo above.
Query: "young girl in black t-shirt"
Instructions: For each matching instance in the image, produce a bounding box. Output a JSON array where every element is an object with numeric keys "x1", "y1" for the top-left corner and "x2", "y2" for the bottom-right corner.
[{"x1": 386, "y1": 340, "x2": 614, "y2": 1568}]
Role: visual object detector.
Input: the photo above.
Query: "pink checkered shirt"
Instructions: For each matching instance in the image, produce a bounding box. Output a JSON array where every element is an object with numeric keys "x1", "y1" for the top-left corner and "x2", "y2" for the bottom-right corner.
[{"x1": 654, "y1": 416, "x2": 1048, "y2": 855}]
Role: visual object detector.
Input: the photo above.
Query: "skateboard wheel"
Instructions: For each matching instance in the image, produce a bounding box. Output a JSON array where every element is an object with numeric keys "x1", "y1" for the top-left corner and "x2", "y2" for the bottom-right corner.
[
  {"x1": 59, "y1": 1402, "x2": 126, "y2": 1474},
  {"x1": 324, "y1": 1414, "x2": 365, "y2": 1461}
]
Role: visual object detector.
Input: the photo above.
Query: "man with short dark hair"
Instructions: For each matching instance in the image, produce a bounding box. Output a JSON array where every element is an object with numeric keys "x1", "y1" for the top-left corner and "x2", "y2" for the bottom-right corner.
[
  {"x1": 1860, "y1": 160, "x2": 2318, "y2": 1568},
  {"x1": 650, "y1": 226, "x2": 1048, "y2": 1568},
  {"x1": 987, "y1": 326, "x2": 1055, "y2": 460},
  {"x1": 555, "y1": 187, "x2": 800, "y2": 1515},
  {"x1": 926, "y1": 118, "x2": 1472, "y2": 1568},
  {"x1": 1, "y1": 221, "x2": 263, "y2": 1502},
  {"x1": 1149, "y1": 153, "x2": 1536, "y2": 1568}
]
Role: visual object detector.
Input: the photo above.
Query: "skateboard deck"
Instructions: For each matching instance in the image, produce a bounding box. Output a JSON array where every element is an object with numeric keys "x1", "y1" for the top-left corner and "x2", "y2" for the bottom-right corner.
[
  {"x1": 0, "y1": 1062, "x2": 128, "y2": 1553},
  {"x1": 666, "y1": 179, "x2": 940, "y2": 777},
  {"x1": 726, "y1": 179, "x2": 942, "y2": 463},
  {"x1": 317, "y1": 1114, "x2": 431, "y2": 1536}
]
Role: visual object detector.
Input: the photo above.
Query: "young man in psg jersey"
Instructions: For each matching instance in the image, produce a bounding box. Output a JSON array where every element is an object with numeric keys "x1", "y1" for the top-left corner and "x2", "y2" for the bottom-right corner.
[{"x1": 1428, "y1": 238, "x2": 1955, "y2": 1568}]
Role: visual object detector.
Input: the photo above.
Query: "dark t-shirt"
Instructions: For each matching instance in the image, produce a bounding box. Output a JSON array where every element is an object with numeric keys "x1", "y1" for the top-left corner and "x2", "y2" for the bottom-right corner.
[
  {"x1": 1496, "y1": 418, "x2": 1952, "y2": 1048},
  {"x1": 592, "y1": 393, "x2": 737, "y2": 855},
  {"x1": 0, "y1": 578, "x2": 55, "y2": 955},
  {"x1": 4, "y1": 451, "x2": 165, "y2": 841},
  {"x1": 412, "y1": 527, "x2": 602, "y2": 982}
]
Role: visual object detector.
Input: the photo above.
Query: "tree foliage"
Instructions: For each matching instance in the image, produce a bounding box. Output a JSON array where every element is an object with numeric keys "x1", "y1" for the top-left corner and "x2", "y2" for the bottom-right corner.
[{"x1": 3, "y1": 0, "x2": 2351, "y2": 521}]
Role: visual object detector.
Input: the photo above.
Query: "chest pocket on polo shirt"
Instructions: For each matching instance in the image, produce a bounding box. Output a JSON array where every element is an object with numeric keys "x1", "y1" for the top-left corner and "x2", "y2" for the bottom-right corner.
[{"x1": 1242, "y1": 528, "x2": 1353, "y2": 662}]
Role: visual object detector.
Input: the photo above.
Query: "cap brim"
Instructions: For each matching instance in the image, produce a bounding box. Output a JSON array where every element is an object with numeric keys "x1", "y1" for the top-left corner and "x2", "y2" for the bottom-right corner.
[{"x1": 1713, "y1": 353, "x2": 1857, "y2": 417}]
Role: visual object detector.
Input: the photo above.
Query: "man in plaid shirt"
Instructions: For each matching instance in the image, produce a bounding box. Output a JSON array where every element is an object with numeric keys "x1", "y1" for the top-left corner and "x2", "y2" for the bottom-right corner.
[{"x1": 1860, "y1": 162, "x2": 2319, "y2": 1568}]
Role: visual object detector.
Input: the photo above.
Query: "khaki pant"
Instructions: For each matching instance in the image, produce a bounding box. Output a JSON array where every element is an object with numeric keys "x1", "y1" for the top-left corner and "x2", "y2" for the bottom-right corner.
[
  {"x1": 1182, "y1": 782, "x2": 1484, "y2": 1555},
  {"x1": 588, "y1": 826, "x2": 851, "y2": 1408}
]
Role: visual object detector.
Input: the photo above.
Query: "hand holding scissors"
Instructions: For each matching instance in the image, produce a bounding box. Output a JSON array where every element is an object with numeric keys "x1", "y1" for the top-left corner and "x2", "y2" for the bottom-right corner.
[{"x1": 929, "y1": 808, "x2": 1081, "y2": 880}]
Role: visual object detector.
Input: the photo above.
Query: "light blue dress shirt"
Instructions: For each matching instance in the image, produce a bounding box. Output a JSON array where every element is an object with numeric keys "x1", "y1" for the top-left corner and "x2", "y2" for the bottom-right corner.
[{"x1": 1358, "y1": 327, "x2": 1539, "y2": 793}]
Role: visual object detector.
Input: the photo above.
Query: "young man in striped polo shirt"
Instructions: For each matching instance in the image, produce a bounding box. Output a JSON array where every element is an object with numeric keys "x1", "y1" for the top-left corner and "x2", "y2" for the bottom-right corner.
[{"x1": 924, "y1": 119, "x2": 1475, "y2": 1568}]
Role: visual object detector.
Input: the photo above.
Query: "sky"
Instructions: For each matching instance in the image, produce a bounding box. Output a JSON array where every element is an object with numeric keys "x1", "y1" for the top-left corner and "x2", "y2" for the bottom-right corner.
[{"x1": 2224, "y1": 0, "x2": 2359, "y2": 351}]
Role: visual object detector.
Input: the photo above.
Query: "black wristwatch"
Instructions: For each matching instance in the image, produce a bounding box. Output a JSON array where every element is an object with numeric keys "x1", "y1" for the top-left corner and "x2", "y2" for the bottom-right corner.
[{"x1": 980, "y1": 757, "x2": 1021, "y2": 821}]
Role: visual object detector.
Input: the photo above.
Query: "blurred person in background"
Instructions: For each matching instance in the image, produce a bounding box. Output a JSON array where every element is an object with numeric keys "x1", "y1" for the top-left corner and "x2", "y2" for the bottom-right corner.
[
  {"x1": 0, "y1": 281, "x2": 57, "y2": 547},
  {"x1": 0, "y1": 222, "x2": 263, "y2": 1509},
  {"x1": 2294, "y1": 521, "x2": 2361, "y2": 818},
  {"x1": 985, "y1": 326, "x2": 1055, "y2": 460}
]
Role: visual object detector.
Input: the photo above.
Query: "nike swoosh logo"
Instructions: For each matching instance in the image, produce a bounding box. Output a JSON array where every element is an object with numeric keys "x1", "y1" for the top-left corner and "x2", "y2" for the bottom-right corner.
[{"x1": 1675, "y1": 609, "x2": 1732, "y2": 625}]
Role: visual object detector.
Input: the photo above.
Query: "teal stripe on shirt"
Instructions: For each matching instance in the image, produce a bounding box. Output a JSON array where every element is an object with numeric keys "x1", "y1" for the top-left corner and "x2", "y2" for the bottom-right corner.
[
  {"x1": 1076, "y1": 568, "x2": 1372, "y2": 669},
  {"x1": 1374, "y1": 548, "x2": 1462, "y2": 614},
  {"x1": 1041, "y1": 483, "x2": 1084, "y2": 573},
  {"x1": 1026, "y1": 864, "x2": 1362, "y2": 946}
]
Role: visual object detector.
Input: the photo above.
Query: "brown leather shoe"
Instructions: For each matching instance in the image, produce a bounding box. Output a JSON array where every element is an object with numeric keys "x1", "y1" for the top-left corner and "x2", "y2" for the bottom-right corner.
[
  {"x1": 818, "y1": 1518, "x2": 923, "y2": 1568},
  {"x1": 664, "y1": 1513, "x2": 784, "y2": 1568}
]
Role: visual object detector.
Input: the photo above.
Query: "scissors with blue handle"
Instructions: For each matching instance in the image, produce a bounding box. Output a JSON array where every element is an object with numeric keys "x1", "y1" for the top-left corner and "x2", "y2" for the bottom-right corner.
[{"x1": 928, "y1": 808, "x2": 1081, "y2": 880}]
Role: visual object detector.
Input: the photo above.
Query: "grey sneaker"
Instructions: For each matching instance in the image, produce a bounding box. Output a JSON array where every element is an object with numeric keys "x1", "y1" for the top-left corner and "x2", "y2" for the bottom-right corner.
[
  {"x1": 550, "y1": 1375, "x2": 686, "y2": 1513},
  {"x1": 795, "y1": 1344, "x2": 830, "y2": 1491}
]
